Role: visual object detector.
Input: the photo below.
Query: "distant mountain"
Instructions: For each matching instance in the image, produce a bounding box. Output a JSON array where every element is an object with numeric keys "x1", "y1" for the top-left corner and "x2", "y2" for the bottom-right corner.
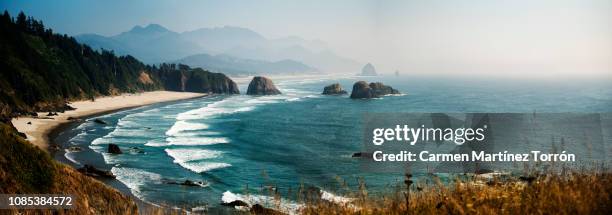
[
  {"x1": 77, "y1": 24, "x2": 204, "y2": 63},
  {"x1": 175, "y1": 53, "x2": 317, "y2": 75},
  {"x1": 76, "y1": 24, "x2": 360, "y2": 73}
]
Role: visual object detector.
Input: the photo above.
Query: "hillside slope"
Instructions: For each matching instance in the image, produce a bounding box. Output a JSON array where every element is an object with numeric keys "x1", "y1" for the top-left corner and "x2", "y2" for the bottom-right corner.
[{"x1": 0, "y1": 122, "x2": 138, "y2": 214}]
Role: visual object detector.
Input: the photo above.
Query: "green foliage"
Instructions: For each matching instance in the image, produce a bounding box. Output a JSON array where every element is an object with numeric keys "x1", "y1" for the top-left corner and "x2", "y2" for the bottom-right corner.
[{"x1": 0, "y1": 11, "x2": 239, "y2": 121}]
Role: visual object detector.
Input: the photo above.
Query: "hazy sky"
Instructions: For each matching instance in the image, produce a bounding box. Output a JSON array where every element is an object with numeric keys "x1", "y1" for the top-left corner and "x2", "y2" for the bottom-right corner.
[{"x1": 2, "y1": 0, "x2": 611, "y2": 79}]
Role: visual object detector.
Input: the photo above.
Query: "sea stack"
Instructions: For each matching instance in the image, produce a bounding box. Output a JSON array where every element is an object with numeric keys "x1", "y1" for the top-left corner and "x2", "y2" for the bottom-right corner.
[
  {"x1": 322, "y1": 83, "x2": 347, "y2": 95},
  {"x1": 359, "y1": 63, "x2": 378, "y2": 76},
  {"x1": 246, "y1": 76, "x2": 281, "y2": 95},
  {"x1": 107, "y1": 144, "x2": 122, "y2": 154},
  {"x1": 350, "y1": 81, "x2": 400, "y2": 99}
]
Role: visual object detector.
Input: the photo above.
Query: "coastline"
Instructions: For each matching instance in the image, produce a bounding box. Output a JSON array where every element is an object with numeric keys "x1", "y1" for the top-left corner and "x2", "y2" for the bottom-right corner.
[{"x1": 11, "y1": 91, "x2": 206, "y2": 151}]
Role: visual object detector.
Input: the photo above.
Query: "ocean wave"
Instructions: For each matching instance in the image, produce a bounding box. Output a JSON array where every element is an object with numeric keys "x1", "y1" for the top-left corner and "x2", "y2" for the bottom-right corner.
[
  {"x1": 320, "y1": 190, "x2": 354, "y2": 204},
  {"x1": 165, "y1": 121, "x2": 209, "y2": 136},
  {"x1": 166, "y1": 136, "x2": 230, "y2": 146},
  {"x1": 111, "y1": 167, "x2": 162, "y2": 199},
  {"x1": 176, "y1": 99, "x2": 255, "y2": 120},
  {"x1": 177, "y1": 162, "x2": 231, "y2": 173},
  {"x1": 63, "y1": 151, "x2": 82, "y2": 165},
  {"x1": 222, "y1": 191, "x2": 303, "y2": 215},
  {"x1": 144, "y1": 139, "x2": 166, "y2": 147},
  {"x1": 165, "y1": 148, "x2": 223, "y2": 163}
]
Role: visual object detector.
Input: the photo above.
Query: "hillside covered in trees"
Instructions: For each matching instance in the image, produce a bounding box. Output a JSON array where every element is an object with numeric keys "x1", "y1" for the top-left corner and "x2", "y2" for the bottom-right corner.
[{"x1": 0, "y1": 11, "x2": 238, "y2": 121}]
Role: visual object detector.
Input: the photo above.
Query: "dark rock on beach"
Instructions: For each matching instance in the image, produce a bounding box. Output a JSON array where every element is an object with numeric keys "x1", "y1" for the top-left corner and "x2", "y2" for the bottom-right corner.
[
  {"x1": 78, "y1": 165, "x2": 116, "y2": 178},
  {"x1": 107, "y1": 144, "x2": 122, "y2": 154},
  {"x1": 246, "y1": 76, "x2": 281, "y2": 95},
  {"x1": 93, "y1": 118, "x2": 108, "y2": 125},
  {"x1": 322, "y1": 83, "x2": 347, "y2": 95},
  {"x1": 350, "y1": 81, "x2": 400, "y2": 99}
]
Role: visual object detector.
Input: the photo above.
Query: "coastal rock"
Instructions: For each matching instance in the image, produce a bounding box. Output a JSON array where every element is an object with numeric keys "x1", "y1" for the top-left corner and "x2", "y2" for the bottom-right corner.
[
  {"x1": 369, "y1": 82, "x2": 400, "y2": 96},
  {"x1": 322, "y1": 83, "x2": 347, "y2": 95},
  {"x1": 93, "y1": 118, "x2": 107, "y2": 125},
  {"x1": 358, "y1": 63, "x2": 378, "y2": 76},
  {"x1": 78, "y1": 165, "x2": 116, "y2": 178},
  {"x1": 107, "y1": 144, "x2": 122, "y2": 154},
  {"x1": 350, "y1": 81, "x2": 374, "y2": 99},
  {"x1": 67, "y1": 146, "x2": 82, "y2": 152},
  {"x1": 246, "y1": 76, "x2": 281, "y2": 95},
  {"x1": 350, "y1": 81, "x2": 400, "y2": 99},
  {"x1": 250, "y1": 204, "x2": 285, "y2": 215},
  {"x1": 221, "y1": 200, "x2": 249, "y2": 207},
  {"x1": 164, "y1": 179, "x2": 208, "y2": 187},
  {"x1": 163, "y1": 65, "x2": 240, "y2": 94}
]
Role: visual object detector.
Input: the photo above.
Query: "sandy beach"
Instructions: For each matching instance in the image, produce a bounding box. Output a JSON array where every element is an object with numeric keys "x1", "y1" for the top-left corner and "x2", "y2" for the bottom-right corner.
[{"x1": 11, "y1": 91, "x2": 205, "y2": 150}]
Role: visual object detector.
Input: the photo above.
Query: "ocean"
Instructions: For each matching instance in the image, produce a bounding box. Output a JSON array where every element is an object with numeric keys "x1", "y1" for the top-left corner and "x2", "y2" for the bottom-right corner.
[{"x1": 53, "y1": 74, "x2": 612, "y2": 212}]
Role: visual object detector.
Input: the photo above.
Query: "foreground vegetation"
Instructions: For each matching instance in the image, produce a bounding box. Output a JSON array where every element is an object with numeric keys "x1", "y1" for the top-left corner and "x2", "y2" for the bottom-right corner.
[
  {"x1": 295, "y1": 170, "x2": 611, "y2": 215},
  {"x1": 0, "y1": 122, "x2": 138, "y2": 215}
]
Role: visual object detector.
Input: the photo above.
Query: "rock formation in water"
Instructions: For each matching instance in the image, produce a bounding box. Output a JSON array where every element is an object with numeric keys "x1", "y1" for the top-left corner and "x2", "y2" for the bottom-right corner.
[
  {"x1": 107, "y1": 144, "x2": 122, "y2": 154},
  {"x1": 359, "y1": 63, "x2": 378, "y2": 76},
  {"x1": 246, "y1": 76, "x2": 281, "y2": 95},
  {"x1": 322, "y1": 83, "x2": 347, "y2": 95},
  {"x1": 350, "y1": 81, "x2": 400, "y2": 99}
]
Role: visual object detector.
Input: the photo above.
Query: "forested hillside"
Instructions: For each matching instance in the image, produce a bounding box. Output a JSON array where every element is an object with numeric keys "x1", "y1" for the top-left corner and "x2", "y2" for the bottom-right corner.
[{"x1": 0, "y1": 11, "x2": 238, "y2": 121}]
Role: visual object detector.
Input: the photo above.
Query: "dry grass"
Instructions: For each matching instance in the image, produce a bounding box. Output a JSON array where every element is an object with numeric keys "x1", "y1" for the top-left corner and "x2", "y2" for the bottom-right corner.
[{"x1": 298, "y1": 169, "x2": 611, "y2": 215}]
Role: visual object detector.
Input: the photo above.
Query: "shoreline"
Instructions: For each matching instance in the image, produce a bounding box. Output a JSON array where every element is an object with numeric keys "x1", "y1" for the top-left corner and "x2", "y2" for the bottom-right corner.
[
  {"x1": 11, "y1": 91, "x2": 207, "y2": 151},
  {"x1": 16, "y1": 91, "x2": 208, "y2": 214}
]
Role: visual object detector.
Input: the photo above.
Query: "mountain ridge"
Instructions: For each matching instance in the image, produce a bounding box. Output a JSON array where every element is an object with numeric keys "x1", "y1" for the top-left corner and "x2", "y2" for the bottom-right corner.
[{"x1": 76, "y1": 23, "x2": 360, "y2": 73}]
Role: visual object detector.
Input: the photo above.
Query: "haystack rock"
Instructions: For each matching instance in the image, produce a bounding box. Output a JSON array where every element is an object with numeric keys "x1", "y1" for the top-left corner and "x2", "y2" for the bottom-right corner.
[
  {"x1": 350, "y1": 81, "x2": 400, "y2": 99},
  {"x1": 322, "y1": 83, "x2": 347, "y2": 95},
  {"x1": 359, "y1": 63, "x2": 378, "y2": 76},
  {"x1": 246, "y1": 76, "x2": 281, "y2": 95}
]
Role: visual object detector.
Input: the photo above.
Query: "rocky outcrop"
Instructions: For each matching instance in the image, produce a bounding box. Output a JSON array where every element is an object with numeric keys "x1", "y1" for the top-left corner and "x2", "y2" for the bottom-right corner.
[
  {"x1": 165, "y1": 179, "x2": 208, "y2": 187},
  {"x1": 107, "y1": 144, "x2": 122, "y2": 154},
  {"x1": 221, "y1": 200, "x2": 249, "y2": 207},
  {"x1": 93, "y1": 118, "x2": 107, "y2": 125},
  {"x1": 161, "y1": 65, "x2": 240, "y2": 94},
  {"x1": 369, "y1": 82, "x2": 400, "y2": 96},
  {"x1": 358, "y1": 63, "x2": 377, "y2": 76},
  {"x1": 77, "y1": 165, "x2": 116, "y2": 178},
  {"x1": 247, "y1": 76, "x2": 281, "y2": 95},
  {"x1": 322, "y1": 83, "x2": 347, "y2": 95},
  {"x1": 350, "y1": 81, "x2": 400, "y2": 99}
]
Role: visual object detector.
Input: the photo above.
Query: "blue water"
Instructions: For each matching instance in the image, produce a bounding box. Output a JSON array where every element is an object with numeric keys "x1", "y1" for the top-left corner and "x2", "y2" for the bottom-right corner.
[{"x1": 58, "y1": 75, "x2": 612, "y2": 212}]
